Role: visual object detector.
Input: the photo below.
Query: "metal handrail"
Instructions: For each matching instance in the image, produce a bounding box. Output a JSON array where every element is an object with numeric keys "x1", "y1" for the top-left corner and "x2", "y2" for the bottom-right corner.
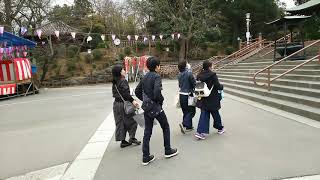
[
  {"x1": 216, "y1": 41, "x2": 270, "y2": 71},
  {"x1": 253, "y1": 39, "x2": 320, "y2": 91},
  {"x1": 259, "y1": 33, "x2": 297, "y2": 58},
  {"x1": 213, "y1": 40, "x2": 265, "y2": 67}
]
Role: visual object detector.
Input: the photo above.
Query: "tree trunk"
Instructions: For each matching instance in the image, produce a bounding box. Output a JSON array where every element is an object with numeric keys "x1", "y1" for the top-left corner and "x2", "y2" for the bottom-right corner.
[
  {"x1": 179, "y1": 38, "x2": 186, "y2": 61},
  {"x1": 41, "y1": 36, "x2": 54, "y2": 83},
  {"x1": 186, "y1": 38, "x2": 190, "y2": 61},
  {"x1": 4, "y1": 0, "x2": 12, "y2": 31}
]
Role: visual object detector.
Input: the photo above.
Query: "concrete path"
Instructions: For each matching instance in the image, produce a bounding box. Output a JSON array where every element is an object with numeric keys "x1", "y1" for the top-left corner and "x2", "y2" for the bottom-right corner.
[
  {"x1": 94, "y1": 81, "x2": 320, "y2": 180},
  {"x1": 0, "y1": 85, "x2": 112, "y2": 179}
]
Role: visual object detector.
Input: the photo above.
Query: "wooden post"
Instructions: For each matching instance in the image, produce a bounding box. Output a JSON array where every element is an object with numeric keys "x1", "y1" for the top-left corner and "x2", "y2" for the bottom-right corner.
[{"x1": 258, "y1": 33, "x2": 262, "y2": 47}]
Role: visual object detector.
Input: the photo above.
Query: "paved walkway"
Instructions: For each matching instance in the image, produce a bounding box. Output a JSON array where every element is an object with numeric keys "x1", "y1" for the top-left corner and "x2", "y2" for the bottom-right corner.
[{"x1": 93, "y1": 82, "x2": 320, "y2": 180}]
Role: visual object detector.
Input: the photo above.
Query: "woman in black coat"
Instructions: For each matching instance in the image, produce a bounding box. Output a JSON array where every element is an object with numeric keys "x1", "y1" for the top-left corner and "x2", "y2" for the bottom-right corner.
[
  {"x1": 195, "y1": 60, "x2": 225, "y2": 140},
  {"x1": 112, "y1": 65, "x2": 141, "y2": 148}
]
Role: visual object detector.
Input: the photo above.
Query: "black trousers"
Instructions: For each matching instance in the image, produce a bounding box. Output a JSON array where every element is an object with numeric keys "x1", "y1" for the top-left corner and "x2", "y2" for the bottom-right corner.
[{"x1": 142, "y1": 110, "x2": 171, "y2": 158}]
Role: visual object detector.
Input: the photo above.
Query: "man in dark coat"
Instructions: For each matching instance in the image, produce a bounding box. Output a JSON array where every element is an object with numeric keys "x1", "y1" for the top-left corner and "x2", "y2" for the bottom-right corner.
[
  {"x1": 135, "y1": 57, "x2": 179, "y2": 166},
  {"x1": 195, "y1": 60, "x2": 225, "y2": 140}
]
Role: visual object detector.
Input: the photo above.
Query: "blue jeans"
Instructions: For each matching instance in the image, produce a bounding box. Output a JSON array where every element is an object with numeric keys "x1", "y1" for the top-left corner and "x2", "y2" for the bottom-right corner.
[
  {"x1": 197, "y1": 109, "x2": 224, "y2": 134},
  {"x1": 179, "y1": 94, "x2": 196, "y2": 129}
]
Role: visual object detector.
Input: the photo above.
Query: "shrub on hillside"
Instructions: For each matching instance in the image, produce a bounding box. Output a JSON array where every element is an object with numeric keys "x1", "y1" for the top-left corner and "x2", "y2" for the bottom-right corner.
[
  {"x1": 67, "y1": 45, "x2": 79, "y2": 58},
  {"x1": 85, "y1": 53, "x2": 94, "y2": 64},
  {"x1": 124, "y1": 47, "x2": 132, "y2": 56},
  {"x1": 67, "y1": 60, "x2": 77, "y2": 71},
  {"x1": 92, "y1": 49, "x2": 103, "y2": 60},
  {"x1": 225, "y1": 46, "x2": 235, "y2": 55}
]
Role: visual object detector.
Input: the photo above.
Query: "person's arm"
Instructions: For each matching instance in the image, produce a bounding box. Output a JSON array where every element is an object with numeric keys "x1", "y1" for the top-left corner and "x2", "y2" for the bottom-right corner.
[
  {"x1": 135, "y1": 80, "x2": 143, "y2": 101},
  {"x1": 189, "y1": 72, "x2": 196, "y2": 90},
  {"x1": 212, "y1": 73, "x2": 223, "y2": 90},
  {"x1": 119, "y1": 80, "x2": 134, "y2": 102},
  {"x1": 153, "y1": 74, "x2": 162, "y2": 102}
]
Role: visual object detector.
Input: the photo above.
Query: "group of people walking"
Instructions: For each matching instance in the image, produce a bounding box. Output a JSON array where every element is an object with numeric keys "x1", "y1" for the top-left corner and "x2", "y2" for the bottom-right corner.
[{"x1": 111, "y1": 56, "x2": 224, "y2": 166}]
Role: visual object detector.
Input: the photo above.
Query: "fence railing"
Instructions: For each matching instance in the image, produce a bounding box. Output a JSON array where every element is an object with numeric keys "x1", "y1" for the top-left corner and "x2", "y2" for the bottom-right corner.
[{"x1": 253, "y1": 39, "x2": 320, "y2": 91}]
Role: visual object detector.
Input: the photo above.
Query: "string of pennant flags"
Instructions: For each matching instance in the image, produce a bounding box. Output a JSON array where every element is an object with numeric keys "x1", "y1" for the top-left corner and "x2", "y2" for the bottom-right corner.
[
  {"x1": 0, "y1": 25, "x2": 182, "y2": 59},
  {"x1": 1, "y1": 25, "x2": 182, "y2": 44}
]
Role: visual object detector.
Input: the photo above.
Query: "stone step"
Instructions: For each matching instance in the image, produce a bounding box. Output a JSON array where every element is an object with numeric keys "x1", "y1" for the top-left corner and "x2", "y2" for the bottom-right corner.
[
  {"x1": 237, "y1": 60, "x2": 319, "y2": 66},
  {"x1": 221, "y1": 80, "x2": 320, "y2": 108},
  {"x1": 218, "y1": 74, "x2": 320, "y2": 89},
  {"x1": 220, "y1": 68, "x2": 320, "y2": 75},
  {"x1": 223, "y1": 64, "x2": 320, "y2": 70},
  {"x1": 223, "y1": 78, "x2": 320, "y2": 97},
  {"x1": 218, "y1": 71, "x2": 320, "y2": 81},
  {"x1": 224, "y1": 88, "x2": 320, "y2": 121}
]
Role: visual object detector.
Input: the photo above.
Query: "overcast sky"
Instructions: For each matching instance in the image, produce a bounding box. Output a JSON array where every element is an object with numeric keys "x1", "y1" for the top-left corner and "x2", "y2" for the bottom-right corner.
[{"x1": 52, "y1": 0, "x2": 296, "y2": 8}]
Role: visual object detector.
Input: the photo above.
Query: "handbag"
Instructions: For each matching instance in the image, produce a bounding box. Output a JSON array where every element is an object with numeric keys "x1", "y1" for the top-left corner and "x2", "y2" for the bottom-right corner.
[
  {"x1": 194, "y1": 81, "x2": 213, "y2": 99},
  {"x1": 133, "y1": 109, "x2": 158, "y2": 128},
  {"x1": 141, "y1": 92, "x2": 163, "y2": 118},
  {"x1": 188, "y1": 95, "x2": 197, "y2": 106},
  {"x1": 115, "y1": 85, "x2": 136, "y2": 115}
]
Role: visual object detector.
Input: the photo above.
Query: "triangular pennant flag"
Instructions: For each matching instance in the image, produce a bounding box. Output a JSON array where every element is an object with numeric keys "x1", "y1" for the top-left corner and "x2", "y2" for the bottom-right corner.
[
  {"x1": 159, "y1": 34, "x2": 163, "y2": 41},
  {"x1": 112, "y1": 34, "x2": 116, "y2": 40},
  {"x1": 127, "y1": 35, "x2": 131, "y2": 41},
  {"x1": 177, "y1": 33, "x2": 181, "y2": 39},
  {"x1": 171, "y1": 33, "x2": 175, "y2": 40},
  {"x1": 143, "y1": 37, "x2": 148, "y2": 42},
  {"x1": 152, "y1": 35, "x2": 155, "y2": 41},
  {"x1": 54, "y1": 30, "x2": 60, "y2": 38},
  {"x1": 135, "y1": 35, "x2": 139, "y2": 41},
  {"x1": 23, "y1": 51, "x2": 28, "y2": 57},
  {"x1": 20, "y1": 27, "x2": 27, "y2": 35},
  {"x1": 71, "y1": 32, "x2": 76, "y2": 39},
  {"x1": 101, "y1": 34, "x2": 105, "y2": 41},
  {"x1": 0, "y1": 26, "x2": 4, "y2": 35},
  {"x1": 36, "y1": 29, "x2": 42, "y2": 39}
]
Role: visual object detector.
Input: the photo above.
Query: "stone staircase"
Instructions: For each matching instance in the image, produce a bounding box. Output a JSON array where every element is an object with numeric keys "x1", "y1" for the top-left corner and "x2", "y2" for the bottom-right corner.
[{"x1": 217, "y1": 55, "x2": 320, "y2": 121}]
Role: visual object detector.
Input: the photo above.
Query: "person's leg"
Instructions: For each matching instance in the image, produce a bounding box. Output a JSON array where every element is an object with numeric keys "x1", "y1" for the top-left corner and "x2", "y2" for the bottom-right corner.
[
  {"x1": 211, "y1": 110, "x2": 224, "y2": 131},
  {"x1": 124, "y1": 116, "x2": 140, "y2": 145},
  {"x1": 142, "y1": 113, "x2": 155, "y2": 158},
  {"x1": 113, "y1": 102, "x2": 126, "y2": 141},
  {"x1": 196, "y1": 109, "x2": 210, "y2": 134},
  {"x1": 155, "y1": 111, "x2": 171, "y2": 152}
]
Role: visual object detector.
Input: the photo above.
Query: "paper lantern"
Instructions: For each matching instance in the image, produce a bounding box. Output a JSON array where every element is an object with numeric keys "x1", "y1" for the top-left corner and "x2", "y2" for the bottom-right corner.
[
  {"x1": 135, "y1": 35, "x2": 139, "y2": 41},
  {"x1": 159, "y1": 34, "x2": 163, "y2": 41},
  {"x1": 112, "y1": 34, "x2": 116, "y2": 40},
  {"x1": 87, "y1": 36, "x2": 92, "y2": 42},
  {"x1": 36, "y1": 29, "x2": 42, "y2": 39},
  {"x1": 0, "y1": 26, "x2": 4, "y2": 35},
  {"x1": 101, "y1": 34, "x2": 105, "y2": 41},
  {"x1": 55, "y1": 30, "x2": 60, "y2": 38},
  {"x1": 152, "y1": 35, "x2": 155, "y2": 41},
  {"x1": 71, "y1": 32, "x2": 76, "y2": 39}
]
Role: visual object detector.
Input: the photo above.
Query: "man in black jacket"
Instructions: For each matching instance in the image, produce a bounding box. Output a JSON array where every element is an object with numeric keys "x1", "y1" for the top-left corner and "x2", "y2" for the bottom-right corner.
[{"x1": 135, "y1": 57, "x2": 179, "y2": 166}]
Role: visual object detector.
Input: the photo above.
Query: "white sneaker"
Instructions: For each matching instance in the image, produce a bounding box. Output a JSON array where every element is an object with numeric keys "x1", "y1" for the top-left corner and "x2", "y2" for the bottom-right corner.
[{"x1": 217, "y1": 128, "x2": 225, "y2": 135}]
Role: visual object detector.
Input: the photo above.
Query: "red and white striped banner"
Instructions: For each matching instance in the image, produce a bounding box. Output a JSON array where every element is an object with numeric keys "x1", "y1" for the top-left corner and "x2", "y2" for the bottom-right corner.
[
  {"x1": 0, "y1": 84, "x2": 16, "y2": 95},
  {"x1": 14, "y1": 58, "x2": 32, "y2": 81},
  {"x1": 0, "y1": 61, "x2": 15, "y2": 82},
  {"x1": 0, "y1": 58, "x2": 32, "y2": 82}
]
